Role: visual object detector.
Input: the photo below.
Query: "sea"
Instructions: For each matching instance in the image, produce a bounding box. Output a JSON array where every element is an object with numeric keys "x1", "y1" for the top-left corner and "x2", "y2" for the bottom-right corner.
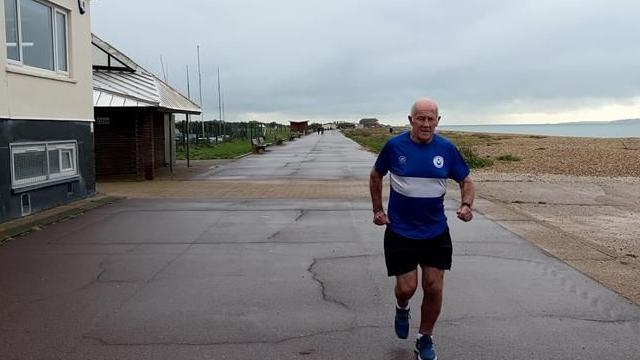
[{"x1": 438, "y1": 120, "x2": 640, "y2": 138}]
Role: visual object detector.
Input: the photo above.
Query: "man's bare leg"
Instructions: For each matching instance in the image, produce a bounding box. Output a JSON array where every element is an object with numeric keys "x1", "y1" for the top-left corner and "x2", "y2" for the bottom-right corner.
[
  {"x1": 393, "y1": 269, "x2": 418, "y2": 339},
  {"x1": 419, "y1": 266, "x2": 444, "y2": 335},
  {"x1": 395, "y1": 269, "x2": 418, "y2": 307}
]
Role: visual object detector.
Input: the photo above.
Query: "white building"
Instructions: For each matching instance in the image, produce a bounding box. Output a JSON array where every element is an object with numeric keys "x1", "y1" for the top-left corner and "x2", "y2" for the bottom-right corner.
[{"x1": 1, "y1": 0, "x2": 94, "y2": 222}]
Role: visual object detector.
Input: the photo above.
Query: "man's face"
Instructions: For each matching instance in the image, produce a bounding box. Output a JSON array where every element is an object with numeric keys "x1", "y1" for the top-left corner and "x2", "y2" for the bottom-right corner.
[{"x1": 408, "y1": 107, "x2": 440, "y2": 143}]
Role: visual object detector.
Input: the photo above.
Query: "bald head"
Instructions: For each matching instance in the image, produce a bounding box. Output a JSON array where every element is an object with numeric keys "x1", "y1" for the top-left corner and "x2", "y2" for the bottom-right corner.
[{"x1": 410, "y1": 98, "x2": 439, "y2": 117}]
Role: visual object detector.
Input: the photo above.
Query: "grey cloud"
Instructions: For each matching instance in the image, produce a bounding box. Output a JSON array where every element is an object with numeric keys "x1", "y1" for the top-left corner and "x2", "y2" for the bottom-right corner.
[{"x1": 91, "y1": 0, "x2": 640, "y2": 124}]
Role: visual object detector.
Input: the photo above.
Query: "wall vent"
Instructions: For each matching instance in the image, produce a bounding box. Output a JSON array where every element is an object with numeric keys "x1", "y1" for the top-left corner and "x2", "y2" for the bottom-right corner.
[{"x1": 21, "y1": 193, "x2": 31, "y2": 216}]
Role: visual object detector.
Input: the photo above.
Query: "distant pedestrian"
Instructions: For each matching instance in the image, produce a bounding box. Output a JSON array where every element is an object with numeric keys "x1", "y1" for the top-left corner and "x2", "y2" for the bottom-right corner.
[{"x1": 369, "y1": 97, "x2": 475, "y2": 360}]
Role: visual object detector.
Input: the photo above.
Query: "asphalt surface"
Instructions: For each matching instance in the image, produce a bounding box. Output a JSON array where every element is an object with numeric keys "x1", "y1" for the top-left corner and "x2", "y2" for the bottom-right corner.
[
  {"x1": 1, "y1": 131, "x2": 639, "y2": 359},
  {"x1": 192, "y1": 130, "x2": 373, "y2": 180}
]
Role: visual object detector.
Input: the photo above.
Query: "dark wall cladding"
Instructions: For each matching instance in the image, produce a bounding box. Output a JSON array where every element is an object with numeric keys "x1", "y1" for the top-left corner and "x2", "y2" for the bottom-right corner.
[
  {"x1": 94, "y1": 108, "x2": 168, "y2": 180},
  {"x1": 153, "y1": 114, "x2": 165, "y2": 168},
  {"x1": 0, "y1": 118, "x2": 96, "y2": 223},
  {"x1": 94, "y1": 110, "x2": 138, "y2": 177}
]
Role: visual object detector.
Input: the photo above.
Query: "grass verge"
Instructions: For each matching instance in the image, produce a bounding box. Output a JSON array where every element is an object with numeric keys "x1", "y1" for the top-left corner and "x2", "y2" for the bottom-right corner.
[
  {"x1": 458, "y1": 145, "x2": 494, "y2": 168},
  {"x1": 177, "y1": 140, "x2": 252, "y2": 159},
  {"x1": 343, "y1": 128, "x2": 497, "y2": 169},
  {"x1": 496, "y1": 154, "x2": 521, "y2": 161}
]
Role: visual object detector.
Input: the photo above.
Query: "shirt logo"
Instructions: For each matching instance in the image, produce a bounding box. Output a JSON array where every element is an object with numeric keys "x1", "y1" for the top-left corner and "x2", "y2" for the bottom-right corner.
[
  {"x1": 433, "y1": 156, "x2": 444, "y2": 168},
  {"x1": 398, "y1": 156, "x2": 407, "y2": 165}
]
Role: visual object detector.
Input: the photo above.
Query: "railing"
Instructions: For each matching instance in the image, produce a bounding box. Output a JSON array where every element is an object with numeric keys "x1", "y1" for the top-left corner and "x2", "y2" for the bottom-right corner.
[{"x1": 175, "y1": 121, "x2": 291, "y2": 150}]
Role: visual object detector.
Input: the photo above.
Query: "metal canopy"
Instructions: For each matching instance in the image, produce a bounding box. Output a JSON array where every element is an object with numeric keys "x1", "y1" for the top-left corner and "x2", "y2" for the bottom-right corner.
[{"x1": 92, "y1": 34, "x2": 201, "y2": 114}]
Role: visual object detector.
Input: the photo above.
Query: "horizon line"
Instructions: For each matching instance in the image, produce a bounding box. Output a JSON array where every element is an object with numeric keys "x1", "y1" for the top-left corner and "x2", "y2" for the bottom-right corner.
[{"x1": 438, "y1": 118, "x2": 640, "y2": 127}]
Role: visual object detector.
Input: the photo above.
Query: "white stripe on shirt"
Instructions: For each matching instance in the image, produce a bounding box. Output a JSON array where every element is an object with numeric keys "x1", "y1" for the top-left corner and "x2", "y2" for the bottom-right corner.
[{"x1": 390, "y1": 173, "x2": 447, "y2": 198}]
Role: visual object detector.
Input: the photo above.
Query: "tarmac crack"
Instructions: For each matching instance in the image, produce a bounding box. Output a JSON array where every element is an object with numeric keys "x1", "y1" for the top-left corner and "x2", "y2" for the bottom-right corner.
[
  {"x1": 44, "y1": 241, "x2": 360, "y2": 245},
  {"x1": 94, "y1": 261, "x2": 107, "y2": 283},
  {"x1": 307, "y1": 257, "x2": 350, "y2": 310},
  {"x1": 538, "y1": 314, "x2": 640, "y2": 324},
  {"x1": 306, "y1": 254, "x2": 381, "y2": 311},
  {"x1": 294, "y1": 210, "x2": 306, "y2": 222},
  {"x1": 96, "y1": 220, "x2": 218, "y2": 318},
  {"x1": 267, "y1": 210, "x2": 305, "y2": 240},
  {"x1": 442, "y1": 314, "x2": 639, "y2": 325},
  {"x1": 113, "y1": 208, "x2": 373, "y2": 213},
  {"x1": 455, "y1": 253, "x2": 549, "y2": 264},
  {"x1": 82, "y1": 324, "x2": 388, "y2": 347},
  {"x1": 2, "y1": 258, "x2": 116, "y2": 315}
]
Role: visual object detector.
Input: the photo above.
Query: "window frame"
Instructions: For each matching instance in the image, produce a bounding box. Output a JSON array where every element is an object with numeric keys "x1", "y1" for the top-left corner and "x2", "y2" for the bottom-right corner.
[
  {"x1": 4, "y1": 0, "x2": 70, "y2": 74},
  {"x1": 4, "y1": 0, "x2": 22, "y2": 62},
  {"x1": 53, "y1": 7, "x2": 68, "y2": 73},
  {"x1": 9, "y1": 140, "x2": 79, "y2": 190},
  {"x1": 48, "y1": 142, "x2": 76, "y2": 177}
]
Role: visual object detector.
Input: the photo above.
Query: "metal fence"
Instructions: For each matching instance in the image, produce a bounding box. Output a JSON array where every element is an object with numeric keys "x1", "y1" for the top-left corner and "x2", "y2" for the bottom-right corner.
[{"x1": 175, "y1": 120, "x2": 292, "y2": 148}]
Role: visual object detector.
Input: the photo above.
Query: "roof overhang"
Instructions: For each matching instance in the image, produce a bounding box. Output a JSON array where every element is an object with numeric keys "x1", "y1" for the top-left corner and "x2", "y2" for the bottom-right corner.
[{"x1": 92, "y1": 34, "x2": 201, "y2": 115}]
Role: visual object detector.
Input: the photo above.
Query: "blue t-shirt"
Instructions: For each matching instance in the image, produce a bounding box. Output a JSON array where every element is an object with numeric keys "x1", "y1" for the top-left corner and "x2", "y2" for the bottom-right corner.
[{"x1": 374, "y1": 132, "x2": 470, "y2": 239}]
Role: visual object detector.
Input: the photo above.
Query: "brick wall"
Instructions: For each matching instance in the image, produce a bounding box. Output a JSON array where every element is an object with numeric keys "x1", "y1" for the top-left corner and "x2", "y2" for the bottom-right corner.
[
  {"x1": 95, "y1": 109, "x2": 167, "y2": 180},
  {"x1": 136, "y1": 112, "x2": 154, "y2": 180},
  {"x1": 94, "y1": 110, "x2": 137, "y2": 178},
  {"x1": 153, "y1": 113, "x2": 165, "y2": 168}
]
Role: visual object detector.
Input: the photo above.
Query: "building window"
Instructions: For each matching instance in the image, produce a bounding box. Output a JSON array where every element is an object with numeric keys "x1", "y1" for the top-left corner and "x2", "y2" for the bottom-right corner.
[
  {"x1": 54, "y1": 9, "x2": 67, "y2": 71},
  {"x1": 4, "y1": 0, "x2": 69, "y2": 73},
  {"x1": 4, "y1": 0, "x2": 20, "y2": 60},
  {"x1": 10, "y1": 141, "x2": 78, "y2": 189},
  {"x1": 92, "y1": 42, "x2": 131, "y2": 71}
]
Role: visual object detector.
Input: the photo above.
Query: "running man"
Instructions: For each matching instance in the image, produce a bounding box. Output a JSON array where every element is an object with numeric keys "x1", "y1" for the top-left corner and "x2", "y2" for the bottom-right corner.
[{"x1": 369, "y1": 98, "x2": 475, "y2": 360}]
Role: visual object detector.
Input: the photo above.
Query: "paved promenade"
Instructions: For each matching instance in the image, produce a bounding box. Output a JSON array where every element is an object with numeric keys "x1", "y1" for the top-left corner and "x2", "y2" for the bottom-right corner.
[{"x1": 1, "y1": 131, "x2": 639, "y2": 359}]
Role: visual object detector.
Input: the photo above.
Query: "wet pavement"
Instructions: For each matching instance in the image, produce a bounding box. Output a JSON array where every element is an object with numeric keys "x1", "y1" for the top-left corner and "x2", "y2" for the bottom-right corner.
[
  {"x1": 1, "y1": 131, "x2": 639, "y2": 359},
  {"x1": 192, "y1": 130, "x2": 374, "y2": 180}
]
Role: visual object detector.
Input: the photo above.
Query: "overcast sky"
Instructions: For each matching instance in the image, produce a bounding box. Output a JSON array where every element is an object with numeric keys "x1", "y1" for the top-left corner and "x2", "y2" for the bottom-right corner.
[{"x1": 91, "y1": 0, "x2": 640, "y2": 125}]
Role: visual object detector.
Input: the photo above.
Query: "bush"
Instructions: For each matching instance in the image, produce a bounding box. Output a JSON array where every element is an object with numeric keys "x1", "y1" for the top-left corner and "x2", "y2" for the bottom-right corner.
[
  {"x1": 496, "y1": 154, "x2": 521, "y2": 161},
  {"x1": 342, "y1": 128, "x2": 392, "y2": 153},
  {"x1": 458, "y1": 144, "x2": 494, "y2": 168}
]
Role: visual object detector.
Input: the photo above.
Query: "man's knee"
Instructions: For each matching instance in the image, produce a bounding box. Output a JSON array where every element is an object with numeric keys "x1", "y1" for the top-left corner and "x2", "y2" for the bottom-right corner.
[
  {"x1": 423, "y1": 279, "x2": 443, "y2": 296},
  {"x1": 397, "y1": 281, "x2": 418, "y2": 298},
  {"x1": 396, "y1": 272, "x2": 418, "y2": 299},
  {"x1": 422, "y1": 269, "x2": 444, "y2": 294}
]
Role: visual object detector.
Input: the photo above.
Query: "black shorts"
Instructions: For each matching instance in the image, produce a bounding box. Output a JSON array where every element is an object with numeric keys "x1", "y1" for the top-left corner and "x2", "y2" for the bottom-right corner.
[{"x1": 384, "y1": 227, "x2": 453, "y2": 276}]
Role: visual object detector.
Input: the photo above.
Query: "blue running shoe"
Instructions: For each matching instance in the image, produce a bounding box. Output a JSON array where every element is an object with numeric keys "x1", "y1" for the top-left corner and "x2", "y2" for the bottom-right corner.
[
  {"x1": 415, "y1": 335, "x2": 437, "y2": 360},
  {"x1": 394, "y1": 307, "x2": 410, "y2": 339}
]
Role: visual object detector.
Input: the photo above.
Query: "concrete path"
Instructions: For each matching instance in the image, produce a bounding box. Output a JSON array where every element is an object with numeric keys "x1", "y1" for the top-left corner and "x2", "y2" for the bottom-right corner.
[
  {"x1": 1, "y1": 131, "x2": 639, "y2": 359},
  {"x1": 192, "y1": 130, "x2": 374, "y2": 180}
]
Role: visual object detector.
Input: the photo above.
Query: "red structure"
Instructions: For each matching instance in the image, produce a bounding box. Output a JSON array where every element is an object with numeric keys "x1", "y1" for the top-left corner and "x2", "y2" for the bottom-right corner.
[{"x1": 290, "y1": 121, "x2": 309, "y2": 133}]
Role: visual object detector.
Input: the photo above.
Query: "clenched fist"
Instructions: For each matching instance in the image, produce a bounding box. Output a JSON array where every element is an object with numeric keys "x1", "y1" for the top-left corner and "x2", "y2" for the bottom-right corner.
[{"x1": 373, "y1": 210, "x2": 390, "y2": 226}]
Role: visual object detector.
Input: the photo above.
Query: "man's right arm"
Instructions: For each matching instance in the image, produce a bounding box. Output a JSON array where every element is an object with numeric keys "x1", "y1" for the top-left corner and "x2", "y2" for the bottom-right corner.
[{"x1": 369, "y1": 167, "x2": 390, "y2": 225}]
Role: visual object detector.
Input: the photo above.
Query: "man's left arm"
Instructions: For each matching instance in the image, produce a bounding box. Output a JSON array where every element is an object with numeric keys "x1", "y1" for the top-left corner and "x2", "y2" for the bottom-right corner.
[{"x1": 456, "y1": 176, "x2": 475, "y2": 222}]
